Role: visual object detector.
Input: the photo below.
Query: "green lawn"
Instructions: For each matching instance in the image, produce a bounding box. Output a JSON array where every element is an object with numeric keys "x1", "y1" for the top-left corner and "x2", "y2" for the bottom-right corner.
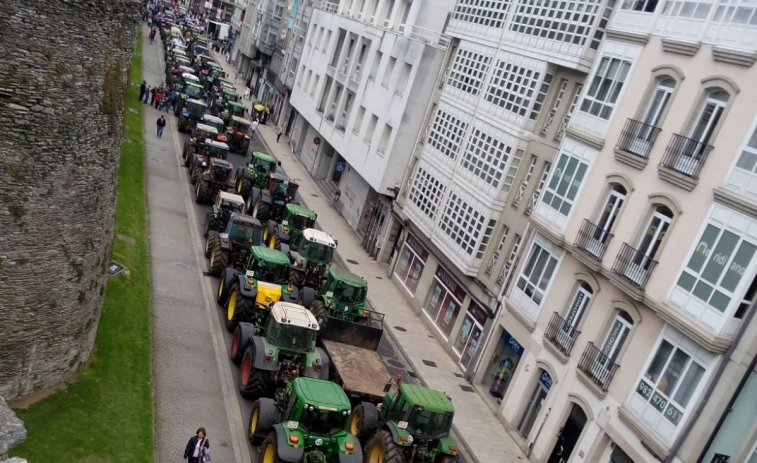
[{"x1": 10, "y1": 32, "x2": 154, "y2": 463}]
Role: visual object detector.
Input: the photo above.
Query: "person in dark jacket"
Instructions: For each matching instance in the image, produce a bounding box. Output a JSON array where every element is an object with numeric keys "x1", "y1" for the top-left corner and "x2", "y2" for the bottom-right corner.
[
  {"x1": 139, "y1": 80, "x2": 147, "y2": 102},
  {"x1": 156, "y1": 115, "x2": 166, "y2": 138},
  {"x1": 183, "y1": 427, "x2": 209, "y2": 463}
]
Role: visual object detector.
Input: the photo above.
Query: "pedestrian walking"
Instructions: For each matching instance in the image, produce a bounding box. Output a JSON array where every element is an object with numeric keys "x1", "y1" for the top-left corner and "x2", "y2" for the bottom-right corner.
[
  {"x1": 243, "y1": 87, "x2": 251, "y2": 100},
  {"x1": 149, "y1": 28, "x2": 156, "y2": 43},
  {"x1": 154, "y1": 89, "x2": 162, "y2": 109},
  {"x1": 139, "y1": 80, "x2": 147, "y2": 102},
  {"x1": 277, "y1": 126, "x2": 283, "y2": 143},
  {"x1": 251, "y1": 118, "x2": 259, "y2": 137},
  {"x1": 183, "y1": 427, "x2": 210, "y2": 463},
  {"x1": 156, "y1": 115, "x2": 166, "y2": 138},
  {"x1": 150, "y1": 86, "x2": 157, "y2": 105}
]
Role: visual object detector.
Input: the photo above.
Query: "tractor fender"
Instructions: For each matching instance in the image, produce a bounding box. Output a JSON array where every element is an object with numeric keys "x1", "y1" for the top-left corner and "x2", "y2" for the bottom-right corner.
[
  {"x1": 235, "y1": 274, "x2": 258, "y2": 300},
  {"x1": 240, "y1": 166, "x2": 256, "y2": 181},
  {"x1": 304, "y1": 347, "x2": 330, "y2": 380},
  {"x1": 250, "y1": 336, "x2": 277, "y2": 372},
  {"x1": 281, "y1": 286, "x2": 298, "y2": 304},
  {"x1": 436, "y1": 436, "x2": 459, "y2": 456},
  {"x1": 260, "y1": 189, "x2": 273, "y2": 205},
  {"x1": 357, "y1": 402, "x2": 379, "y2": 437},
  {"x1": 276, "y1": 227, "x2": 291, "y2": 243},
  {"x1": 383, "y1": 422, "x2": 406, "y2": 447},
  {"x1": 279, "y1": 243, "x2": 291, "y2": 255},
  {"x1": 219, "y1": 268, "x2": 238, "y2": 302},
  {"x1": 273, "y1": 424, "x2": 305, "y2": 463},
  {"x1": 251, "y1": 187, "x2": 262, "y2": 205},
  {"x1": 337, "y1": 438, "x2": 363, "y2": 463},
  {"x1": 266, "y1": 220, "x2": 277, "y2": 237},
  {"x1": 255, "y1": 397, "x2": 278, "y2": 437},
  {"x1": 237, "y1": 322, "x2": 258, "y2": 350},
  {"x1": 299, "y1": 287, "x2": 315, "y2": 309}
]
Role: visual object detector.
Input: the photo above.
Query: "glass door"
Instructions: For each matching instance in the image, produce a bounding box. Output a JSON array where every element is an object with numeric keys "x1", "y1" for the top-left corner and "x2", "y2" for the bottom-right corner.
[
  {"x1": 557, "y1": 283, "x2": 592, "y2": 351},
  {"x1": 680, "y1": 90, "x2": 728, "y2": 174},
  {"x1": 589, "y1": 185, "x2": 626, "y2": 256},
  {"x1": 629, "y1": 78, "x2": 674, "y2": 155},
  {"x1": 591, "y1": 311, "x2": 633, "y2": 382},
  {"x1": 625, "y1": 207, "x2": 672, "y2": 284},
  {"x1": 518, "y1": 378, "x2": 550, "y2": 439}
]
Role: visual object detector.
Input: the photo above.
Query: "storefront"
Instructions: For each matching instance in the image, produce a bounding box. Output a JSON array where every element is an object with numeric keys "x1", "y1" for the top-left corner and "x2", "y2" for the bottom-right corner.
[
  {"x1": 518, "y1": 369, "x2": 553, "y2": 439},
  {"x1": 481, "y1": 328, "x2": 524, "y2": 406},
  {"x1": 453, "y1": 302, "x2": 489, "y2": 371},
  {"x1": 394, "y1": 234, "x2": 428, "y2": 296},
  {"x1": 423, "y1": 266, "x2": 467, "y2": 340}
]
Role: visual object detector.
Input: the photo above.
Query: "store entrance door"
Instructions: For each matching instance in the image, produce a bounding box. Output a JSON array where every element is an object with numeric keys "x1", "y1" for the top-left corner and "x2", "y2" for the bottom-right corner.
[{"x1": 547, "y1": 404, "x2": 588, "y2": 463}]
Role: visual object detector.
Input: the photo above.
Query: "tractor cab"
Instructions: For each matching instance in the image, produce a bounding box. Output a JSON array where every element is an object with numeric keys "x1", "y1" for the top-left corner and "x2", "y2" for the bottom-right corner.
[
  {"x1": 321, "y1": 267, "x2": 367, "y2": 311},
  {"x1": 205, "y1": 191, "x2": 246, "y2": 236},
  {"x1": 226, "y1": 213, "x2": 264, "y2": 251},
  {"x1": 182, "y1": 123, "x2": 218, "y2": 162},
  {"x1": 271, "y1": 174, "x2": 298, "y2": 204},
  {"x1": 188, "y1": 139, "x2": 229, "y2": 184},
  {"x1": 178, "y1": 98, "x2": 207, "y2": 133},
  {"x1": 219, "y1": 77, "x2": 235, "y2": 90},
  {"x1": 227, "y1": 115, "x2": 251, "y2": 154},
  {"x1": 221, "y1": 87, "x2": 240, "y2": 104},
  {"x1": 286, "y1": 229, "x2": 337, "y2": 289},
  {"x1": 274, "y1": 204, "x2": 317, "y2": 247},
  {"x1": 203, "y1": 139, "x2": 230, "y2": 161},
  {"x1": 225, "y1": 101, "x2": 246, "y2": 122},
  {"x1": 180, "y1": 72, "x2": 200, "y2": 90},
  {"x1": 195, "y1": 157, "x2": 234, "y2": 204},
  {"x1": 245, "y1": 246, "x2": 291, "y2": 286},
  {"x1": 202, "y1": 114, "x2": 227, "y2": 142},
  {"x1": 264, "y1": 302, "x2": 319, "y2": 353},
  {"x1": 208, "y1": 63, "x2": 226, "y2": 82},
  {"x1": 179, "y1": 65, "x2": 195, "y2": 76},
  {"x1": 384, "y1": 382, "x2": 455, "y2": 441},
  {"x1": 183, "y1": 81, "x2": 203, "y2": 100},
  {"x1": 234, "y1": 151, "x2": 278, "y2": 203}
]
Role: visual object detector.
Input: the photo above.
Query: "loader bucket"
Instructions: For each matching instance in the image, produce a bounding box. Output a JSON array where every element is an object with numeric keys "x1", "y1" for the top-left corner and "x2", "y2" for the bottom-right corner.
[{"x1": 320, "y1": 310, "x2": 384, "y2": 351}]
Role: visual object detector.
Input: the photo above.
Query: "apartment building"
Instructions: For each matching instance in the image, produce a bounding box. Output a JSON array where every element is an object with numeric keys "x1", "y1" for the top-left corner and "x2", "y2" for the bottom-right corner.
[
  {"x1": 287, "y1": 0, "x2": 454, "y2": 234},
  {"x1": 230, "y1": 0, "x2": 248, "y2": 41},
  {"x1": 386, "y1": 0, "x2": 615, "y2": 389},
  {"x1": 466, "y1": 2, "x2": 757, "y2": 463}
]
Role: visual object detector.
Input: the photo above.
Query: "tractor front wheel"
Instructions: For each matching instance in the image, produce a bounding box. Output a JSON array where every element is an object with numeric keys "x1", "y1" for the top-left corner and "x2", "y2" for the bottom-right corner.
[
  {"x1": 366, "y1": 430, "x2": 403, "y2": 463},
  {"x1": 240, "y1": 345, "x2": 271, "y2": 399},
  {"x1": 247, "y1": 401, "x2": 266, "y2": 445},
  {"x1": 260, "y1": 432, "x2": 285, "y2": 463},
  {"x1": 182, "y1": 141, "x2": 190, "y2": 162},
  {"x1": 236, "y1": 177, "x2": 252, "y2": 200},
  {"x1": 311, "y1": 300, "x2": 330, "y2": 332},
  {"x1": 208, "y1": 232, "x2": 229, "y2": 276},
  {"x1": 224, "y1": 283, "x2": 254, "y2": 331}
]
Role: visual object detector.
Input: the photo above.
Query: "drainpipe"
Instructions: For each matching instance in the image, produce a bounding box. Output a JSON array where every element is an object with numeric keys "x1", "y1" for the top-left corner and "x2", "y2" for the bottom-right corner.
[{"x1": 664, "y1": 299, "x2": 757, "y2": 463}]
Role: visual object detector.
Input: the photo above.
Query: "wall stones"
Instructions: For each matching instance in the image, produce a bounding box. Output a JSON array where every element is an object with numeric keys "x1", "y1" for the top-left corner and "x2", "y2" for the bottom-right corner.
[{"x1": 0, "y1": 0, "x2": 140, "y2": 399}]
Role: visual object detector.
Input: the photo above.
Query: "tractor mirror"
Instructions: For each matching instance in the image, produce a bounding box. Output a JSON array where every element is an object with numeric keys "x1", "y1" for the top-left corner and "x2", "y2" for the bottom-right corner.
[{"x1": 383, "y1": 381, "x2": 392, "y2": 393}]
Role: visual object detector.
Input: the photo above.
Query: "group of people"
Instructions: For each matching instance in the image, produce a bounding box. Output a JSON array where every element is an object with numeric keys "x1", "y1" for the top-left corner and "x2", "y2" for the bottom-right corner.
[{"x1": 139, "y1": 80, "x2": 179, "y2": 114}]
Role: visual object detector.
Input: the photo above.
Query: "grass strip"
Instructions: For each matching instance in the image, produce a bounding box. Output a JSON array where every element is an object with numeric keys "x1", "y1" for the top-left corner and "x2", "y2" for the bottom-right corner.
[{"x1": 10, "y1": 30, "x2": 154, "y2": 463}]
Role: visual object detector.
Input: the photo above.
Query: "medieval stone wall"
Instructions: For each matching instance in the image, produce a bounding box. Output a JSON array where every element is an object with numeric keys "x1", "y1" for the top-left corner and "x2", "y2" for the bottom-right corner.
[{"x1": 0, "y1": 0, "x2": 140, "y2": 399}]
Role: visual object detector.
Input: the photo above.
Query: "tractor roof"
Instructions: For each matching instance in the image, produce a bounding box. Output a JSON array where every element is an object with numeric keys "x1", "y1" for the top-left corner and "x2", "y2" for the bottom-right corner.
[
  {"x1": 186, "y1": 98, "x2": 207, "y2": 107},
  {"x1": 219, "y1": 191, "x2": 244, "y2": 204},
  {"x1": 179, "y1": 66, "x2": 194, "y2": 74},
  {"x1": 220, "y1": 77, "x2": 234, "y2": 84},
  {"x1": 230, "y1": 213, "x2": 261, "y2": 227},
  {"x1": 203, "y1": 114, "x2": 224, "y2": 124},
  {"x1": 207, "y1": 61, "x2": 221, "y2": 69},
  {"x1": 186, "y1": 82, "x2": 203, "y2": 89},
  {"x1": 207, "y1": 140, "x2": 229, "y2": 149},
  {"x1": 293, "y1": 377, "x2": 351, "y2": 412},
  {"x1": 174, "y1": 49, "x2": 188, "y2": 56},
  {"x1": 303, "y1": 229, "x2": 336, "y2": 248},
  {"x1": 271, "y1": 302, "x2": 319, "y2": 330},
  {"x1": 329, "y1": 266, "x2": 366, "y2": 287},
  {"x1": 252, "y1": 151, "x2": 277, "y2": 163},
  {"x1": 210, "y1": 158, "x2": 231, "y2": 167},
  {"x1": 229, "y1": 101, "x2": 245, "y2": 109},
  {"x1": 286, "y1": 203, "x2": 316, "y2": 218},
  {"x1": 182, "y1": 73, "x2": 200, "y2": 82},
  {"x1": 251, "y1": 246, "x2": 290, "y2": 265},
  {"x1": 195, "y1": 123, "x2": 218, "y2": 134},
  {"x1": 231, "y1": 115, "x2": 251, "y2": 125},
  {"x1": 398, "y1": 383, "x2": 455, "y2": 414}
]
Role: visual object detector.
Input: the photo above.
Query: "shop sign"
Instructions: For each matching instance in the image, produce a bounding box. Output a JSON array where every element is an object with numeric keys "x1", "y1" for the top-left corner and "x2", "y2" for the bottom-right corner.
[
  {"x1": 405, "y1": 234, "x2": 428, "y2": 262},
  {"x1": 434, "y1": 266, "x2": 466, "y2": 302},
  {"x1": 468, "y1": 302, "x2": 489, "y2": 326},
  {"x1": 539, "y1": 370, "x2": 553, "y2": 390},
  {"x1": 503, "y1": 330, "x2": 524, "y2": 357}
]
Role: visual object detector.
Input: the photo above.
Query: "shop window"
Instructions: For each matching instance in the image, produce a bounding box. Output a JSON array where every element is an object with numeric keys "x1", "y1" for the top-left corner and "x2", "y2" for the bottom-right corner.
[
  {"x1": 482, "y1": 329, "x2": 524, "y2": 406},
  {"x1": 453, "y1": 302, "x2": 489, "y2": 370},
  {"x1": 394, "y1": 234, "x2": 428, "y2": 295},
  {"x1": 423, "y1": 266, "x2": 467, "y2": 339}
]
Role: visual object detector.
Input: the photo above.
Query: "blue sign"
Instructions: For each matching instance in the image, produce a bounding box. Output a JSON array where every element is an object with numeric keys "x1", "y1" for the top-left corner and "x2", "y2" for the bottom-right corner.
[
  {"x1": 503, "y1": 330, "x2": 524, "y2": 357},
  {"x1": 336, "y1": 162, "x2": 345, "y2": 172},
  {"x1": 539, "y1": 370, "x2": 553, "y2": 390}
]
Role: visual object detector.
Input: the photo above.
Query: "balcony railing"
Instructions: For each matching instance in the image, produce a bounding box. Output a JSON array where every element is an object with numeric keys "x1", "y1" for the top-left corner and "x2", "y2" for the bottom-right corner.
[
  {"x1": 575, "y1": 219, "x2": 613, "y2": 260},
  {"x1": 577, "y1": 342, "x2": 619, "y2": 392},
  {"x1": 544, "y1": 312, "x2": 581, "y2": 356},
  {"x1": 616, "y1": 118, "x2": 662, "y2": 159},
  {"x1": 659, "y1": 133, "x2": 713, "y2": 180},
  {"x1": 612, "y1": 243, "x2": 658, "y2": 290}
]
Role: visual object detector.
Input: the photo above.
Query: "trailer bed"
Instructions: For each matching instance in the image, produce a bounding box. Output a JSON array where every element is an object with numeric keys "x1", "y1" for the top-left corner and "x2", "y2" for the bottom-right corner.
[{"x1": 323, "y1": 340, "x2": 389, "y2": 401}]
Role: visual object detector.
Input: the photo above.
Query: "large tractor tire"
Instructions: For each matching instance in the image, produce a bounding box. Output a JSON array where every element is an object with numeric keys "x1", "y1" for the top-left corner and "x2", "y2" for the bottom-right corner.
[
  {"x1": 191, "y1": 165, "x2": 202, "y2": 185},
  {"x1": 289, "y1": 270, "x2": 305, "y2": 288},
  {"x1": 239, "y1": 345, "x2": 271, "y2": 399},
  {"x1": 349, "y1": 402, "x2": 379, "y2": 441},
  {"x1": 256, "y1": 202, "x2": 271, "y2": 222},
  {"x1": 216, "y1": 277, "x2": 227, "y2": 306},
  {"x1": 248, "y1": 399, "x2": 276, "y2": 446},
  {"x1": 236, "y1": 176, "x2": 252, "y2": 200},
  {"x1": 311, "y1": 300, "x2": 330, "y2": 332},
  {"x1": 182, "y1": 140, "x2": 190, "y2": 162},
  {"x1": 365, "y1": 429, "x2": 403, "y2": 463},
  {"x1": 195, "y1": 179, "x2": 212, "y2": 204},
  {"x1": 207, "y1": 232, "x2": 229, "y2": 276},
  {"x1": 203, "y1": 212, "x2": 221, "y2": 238},
  {"x1": 224, "y1": 282, "x2": 255, "y2": 331},
  {"x1": 260, "y1": 432, "x2": 285, "y2": 463}
]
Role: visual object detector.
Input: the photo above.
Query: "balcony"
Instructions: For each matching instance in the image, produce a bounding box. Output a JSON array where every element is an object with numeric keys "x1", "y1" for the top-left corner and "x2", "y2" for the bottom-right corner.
[
  {"x1": 614, "y1": 118, "x2": 662, "y2": 169},
  {"x1": 577, "y1": 342, "x2": 619, "y2": 393},
  {"x1": 658, "y1": 133, "x2": 713, "y2": 190},
  {"x1": 544, "y1": 312, "x2": 581, "y2": 357},
  {"x1": 574, "y1": 219, "x2": 613, "y2": 261},
  {"x1": 612, "y1": 243, "x2": 658, "y2": 290}
]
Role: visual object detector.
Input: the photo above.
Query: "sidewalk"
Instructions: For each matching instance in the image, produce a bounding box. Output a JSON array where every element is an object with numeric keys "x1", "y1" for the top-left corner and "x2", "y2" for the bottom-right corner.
[{"x1": 216, "y1": 55, "x2": 527, "y2": 463}]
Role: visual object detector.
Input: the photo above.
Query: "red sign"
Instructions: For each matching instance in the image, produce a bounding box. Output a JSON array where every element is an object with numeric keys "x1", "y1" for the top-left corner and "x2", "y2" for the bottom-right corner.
[
  {"x1": 405, "y1": 234, "x2": 428, "y2": 262},
  {"x1": 434, "y1": 266, "x2": 466, "y2": 302}
]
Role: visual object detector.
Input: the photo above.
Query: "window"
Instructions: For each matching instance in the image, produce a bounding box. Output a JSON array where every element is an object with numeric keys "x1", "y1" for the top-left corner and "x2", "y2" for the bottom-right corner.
[
  {"x1": 485, "y1": 60, "x2": 542, "y2": 118},
  {"x1": 705, "y1": 0, "x2": 757, "y2": 49},
  {"x1": 475, "y1": 219, "x2": 497, "y2": 260},
  {"x1": 370, "y1": 50, "x2": 383, "y2": 79},
  {"x1": 529, "y1": 74, "x2": 553, "y2": 121},
  {"x1": 453, "y1": 303, "x2": 489, "y2": 369},
  {"x1": 514, "y1": 236, "x2": 560, "y2": 312},
  {"x1": 365, "y1": 114, "x2": 378, "y2": 143},
  {"x1": 598, "y1": 310, "x2": 633, "y2": 368},
  {"x1": 669, "y1": 204, "x2": 757, "y2": 332},
  {"x1": 541, "y1": 151, "x2": 589, "y2": 218},
  {"x1": 727, "y1": 117, "x2": 757, "y2": 199},
  {"x1": 378, "y1": 124, "x2": 392, "y2": 153},
  {"x1": 447, "y1": 48, "x2": 491, "y2": 97},
  {"x1": 622, "y1": 0, "x2": 659, "y2": 12},
  {"x1": 580, "y1": 56, "x2": 632, "y2": 120},
  {"x1": 660, "y1": 0, "x2": 713, "y2": 20},
  {"x1": 689, "y1": 89, "x2": 729, "y2": 148},
  {"x1": 502, "y1": 149, "x2": 524, "y2": 198},
  {"x1": 439, "y1": 193, "x2": 486, "y2": 256},
  {"x1": 584, "y1": 183, "x2": 626, "y2": 256},
  {"x1": 310, "y1": 75, "x2": 319, "y2": 97},
  {"x1": 382, "y1": 56, "x2": 396, "y2": 88},
  {"x1": 509, "y1": 0, "x2": 602, "y2": 47},
  {"x1": 452, "y1": 0, "x2": 512, "y2": 28},
  {"x1": 273, "y1": 4, "x2": 284, "y2": 20},
  {"x1": 409, "y1": 164, "x2": 447, "y2": 220},
  {"x1": 628, "y1": 326, "x2": 714, "y2": 443},
  {"x1": 461, "y1": 127, "x2": 513, "y2": 188},
  {"x1": 353, "y1": 105, "x2": 366, "y2": 134},
  {"x1": 589, "y1": 0, "x2": 615, "y2": 51},
  {"x1": 427, "y1": 109, "x2": 469, "y2": 161},
  {"x1": 289, "y1": 58, "x2": 298, "y2": 79},
  {"x1": 397, "y1": 63, "x2": 412, "y2": 95},
  {"x1": 322, "y1": 30, "x2": 332, "y2": 54},
  {"x1": 394, "y1": 234, "x2": 428, "y2": 295}
]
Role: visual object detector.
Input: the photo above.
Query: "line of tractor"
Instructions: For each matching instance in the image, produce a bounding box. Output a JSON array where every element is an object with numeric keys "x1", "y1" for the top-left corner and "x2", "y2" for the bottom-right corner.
[{"x1": 159, "y1": 12, "x2": 463, "y2": 463}]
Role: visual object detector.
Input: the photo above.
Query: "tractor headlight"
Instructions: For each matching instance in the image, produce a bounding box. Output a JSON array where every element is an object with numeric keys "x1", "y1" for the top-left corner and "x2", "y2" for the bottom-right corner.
[
  {"x1": 309, "y1": 405, "x2": 314, "y2": 411},
  {"x1": 407, "y1": 435, "x2": 414, "y2": 443},
  {"x1": 201, "y1": 162, "x2": 207, "y2": 167}
]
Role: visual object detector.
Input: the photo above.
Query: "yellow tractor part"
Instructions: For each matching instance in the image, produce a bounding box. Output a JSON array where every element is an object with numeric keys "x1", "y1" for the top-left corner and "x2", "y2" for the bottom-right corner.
[{"x1": 256, "y1": 281, "x2": 282, "y2": 308}]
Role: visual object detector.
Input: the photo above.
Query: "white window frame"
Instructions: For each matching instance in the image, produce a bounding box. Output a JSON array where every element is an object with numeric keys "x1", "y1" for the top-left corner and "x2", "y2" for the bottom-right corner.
[
  {"x1": 451, "y1": 0, "x2": 512, "y2": 29},
  {"x1": 426, "y1": 105, "x2": 470, "y2": 164},
  {"x1": 446, "y1": 47, "x2": 492, "y2": 101},
  {"x1": 439, "y1": 192, "x2": 486, "y2": 256},
  {"x1": 460, "y1": 123, "x2": 515, "y2": 192},
  {"x1": 508, "y1": 0, "x2": 602, "y2": 50},
  {"x1": 484, "y1": 55, "x2": 545, "y2": 126},
  {"x1": 407, "y1": 161, "x2": 448, "y2": 225},
  {"x1": 510, "y1": 233, "x2": 562, "y2": 321},
  {"x1": 726, "y1": 115, "x2": 757, "y2": 199}
]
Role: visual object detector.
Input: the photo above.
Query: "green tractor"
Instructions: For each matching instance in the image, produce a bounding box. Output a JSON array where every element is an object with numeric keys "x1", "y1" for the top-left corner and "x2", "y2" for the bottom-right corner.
[
  {"x1": 174, "y1": 77, "x2": 204, "y2": 116},
  {"x1": 306, "y1": 266, "x2": 369, "y2": 333},
  {"x1": 248, "y1": 173, "x2": 300, "y2": 223},
  {"x1": 222, "y1": 101, "x2": 247, "y2": 128},
  {"x1": 178, "y1": 98, "x2": 207, "y2": 133},
  {"x1": 264, "y1": 203, "x2": 317, "y2": 250},
  {"x1": 281, "y1": 228, "x2": 336, "y2": 289},
  {"x1": 188, "y1": 139, "x2": 229, "y2": 185},
  {"x1": 217, "y1": 246, "x2": 303, "y2": 332},
  {"x1": 234, "y1": 151, "x2": 278, "y2": 201},
  {"x1": 247, "y1": 378, "x2": 362, "y2": 463},
  {"x1": 351, "y1": 381, "x2": 459, "y2": 463},
  {"x1": 203, "y1": 191, "x2": 246, "y2": 237},
  {"x1": 205, "y1": 212, "x2": 264, "y2": 276},
  {"x1": 230, "y1": 302, "x2": 329, "y2": 399}
]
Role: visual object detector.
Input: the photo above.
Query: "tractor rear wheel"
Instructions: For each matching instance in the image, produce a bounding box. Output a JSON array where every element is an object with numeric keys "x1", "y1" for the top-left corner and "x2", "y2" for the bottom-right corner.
[
  {"x1": 236, "y1": 177, "x2": 252, "y2": 200},
  {"x1": 240, "y1": 345, "x2": 271, "y2": 399},
  {"x1": 191, "y1": 165, "x2": 201, "y2": 185},
  {"x1": 288, "y1": 270, "x2": 304, "y2": 288},
  {"x1": 196, "y1": 179, "x2": 212, "y2": 204},
  {"x1": 203, "y1": 212, "x2": 221, "y2": 238},
  {"x1": 208, "y1": 233, "x2": 229, "y2": 276},
  {"x1": 182, "y1": 141, "x2": 190, "y2": 162},
  {"x1": 207, "y1": 230, "x2": 220, "y2": 259},
  {"x1": 256, "y1": 202, "x2": 271, "y2": 222},
  {"x1": 311, "y1": 300, "x2": 330, "y2": 332},
  {"x1": 366, "y1": 430, "x2": 403, "y2": 463},
  {"x1": 261, "y1": 432, "x2": 284, "y2": 463}
]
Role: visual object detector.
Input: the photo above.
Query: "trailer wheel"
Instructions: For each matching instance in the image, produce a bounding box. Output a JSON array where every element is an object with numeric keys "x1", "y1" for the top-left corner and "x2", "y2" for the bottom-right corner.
[
  {"x1": 240, "y1": 345, "x2": 270, "y2": 399},
  {"x1": 366, "y1": 429, "x2": 402, "y2": 463},
  {"x1": 311, "y1": 300, "x2": 329, "y2": 332}
]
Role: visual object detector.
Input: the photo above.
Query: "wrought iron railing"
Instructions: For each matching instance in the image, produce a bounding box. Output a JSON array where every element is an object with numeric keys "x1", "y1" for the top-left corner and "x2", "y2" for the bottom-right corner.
[
  {"x1": 612, "y1": 243, "x2": 658, "y2": 290},
  {"x1": 544, "y1": 312, "x2": 581, "y2": 356},
  {"x1": 615, "y1": 118, "x2": 662, "y2": 159},
  {"x1": 574, "y1": 219, "x2": 613, "y2": 260},
  {"x1": 659, "y1": 133, "x2": 713, "y2": 180},
  {"x1": 577, "y1": 342, "x2": 619, "y2": 392}
]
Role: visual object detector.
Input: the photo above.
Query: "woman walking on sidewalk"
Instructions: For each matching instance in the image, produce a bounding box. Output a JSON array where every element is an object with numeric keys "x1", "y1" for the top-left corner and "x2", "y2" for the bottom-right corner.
[{"x1": 183, "y1": 427, "x2": 210, "y2": 463}]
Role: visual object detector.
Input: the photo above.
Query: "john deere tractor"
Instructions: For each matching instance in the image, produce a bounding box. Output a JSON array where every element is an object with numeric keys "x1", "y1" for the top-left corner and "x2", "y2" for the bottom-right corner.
[
  {"x1": 235, "y1": 151, "x2": 278, "y2": 202},
  {"x1": 248, "y1": 173, "x2": 299, "y2": 223},
  {"x1": 351, "y1": 381, "x2": 459, "y2": 463},
  {"x1": 306, "y1": 266, "x2": 369, "y2": 333},
  {"x1": 264, "y1": 203, "x2": 317, "y2": 250},
  {"x1": 227, "y1": 115, "x2": 252, "y2": 154},
  {"x1": 230, "y1": 303, "x2": 329, "y2": 400},
  {"x1": 222, "y1": 101, "x2": 246, "y2": 127},
  {"x1": 281, "y1": 228, "x2": 336, "y2": 289},
  {"x1": 174, "y1": 77, "x2": 203, "y2": 116},
  {"x1": 217, "y1": 246, "x2": 300, "y2": 331},
  {"x1": 205, "y1": 212, "x2": 263, "y2": 276},
  {"x1": 204, "y1": 191, "x2": 246, "y2": 237},
  {"x1": 182, "y1": 123, "x2": 218, "y2": 162},
  {"x1": 189, "y1": 139, "x2": 229, "y2": 185},
  {"x1": 246, "y1": 378, "x2": 362, "y2": 463},
  {"x1": 178, "y1": 98, "x2": 207, "y2": 133},
  {"x1": 195, "y1": 157, "x2": 234, "y2": 204}
]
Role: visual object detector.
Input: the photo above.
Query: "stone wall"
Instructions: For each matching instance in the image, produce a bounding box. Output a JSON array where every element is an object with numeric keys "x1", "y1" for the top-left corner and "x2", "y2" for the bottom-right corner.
[{"x1": 0, "y1": 0, "x2": 140, "y2": 399}]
